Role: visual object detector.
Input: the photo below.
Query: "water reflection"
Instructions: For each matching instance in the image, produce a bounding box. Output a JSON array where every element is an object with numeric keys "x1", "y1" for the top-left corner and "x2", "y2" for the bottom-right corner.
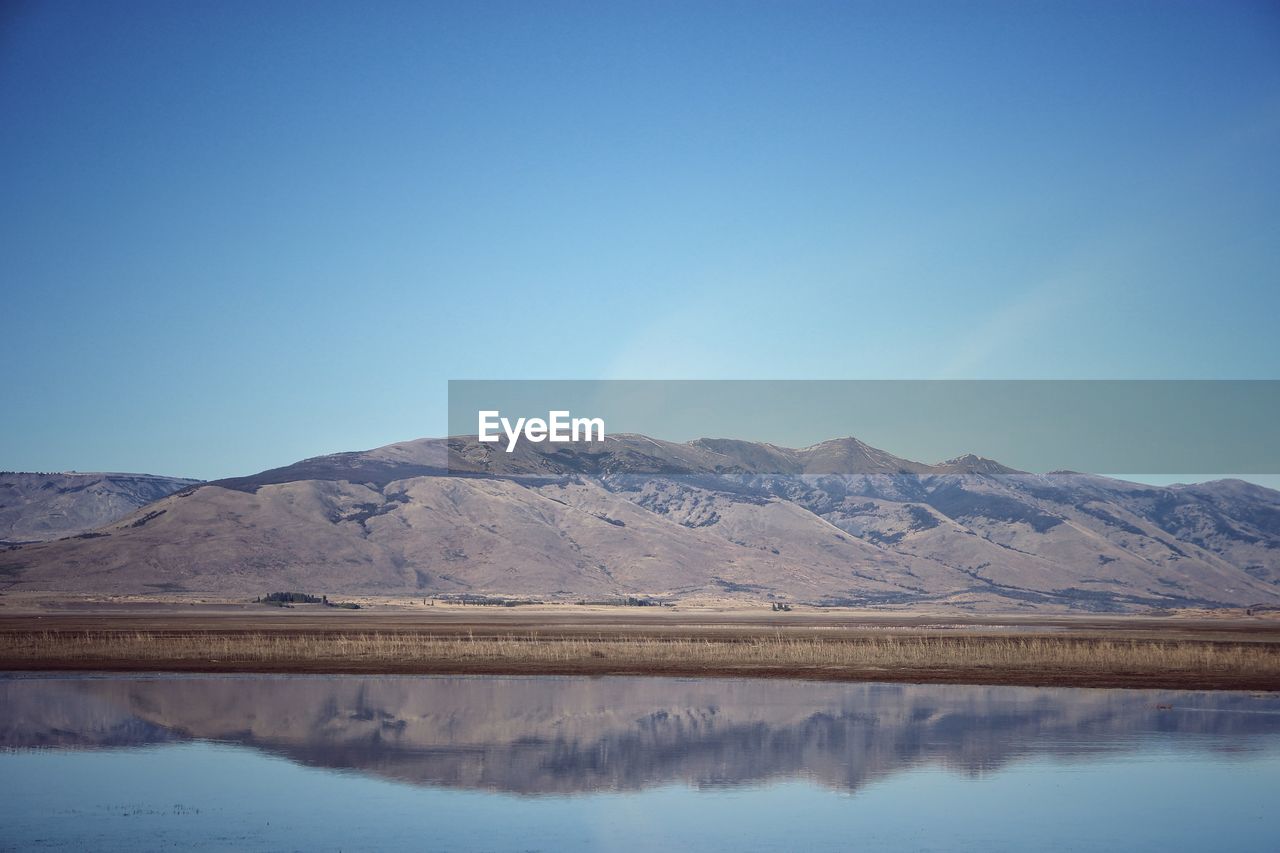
[{"x1": 2, "y1": 674, "x2": 1277, "y2": 795}]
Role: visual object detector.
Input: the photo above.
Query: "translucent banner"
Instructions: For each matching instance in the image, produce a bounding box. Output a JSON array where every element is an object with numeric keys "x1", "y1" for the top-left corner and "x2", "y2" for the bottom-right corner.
[{"x1": 447, "y1": 380, "x2": 1280, "y2": 475}]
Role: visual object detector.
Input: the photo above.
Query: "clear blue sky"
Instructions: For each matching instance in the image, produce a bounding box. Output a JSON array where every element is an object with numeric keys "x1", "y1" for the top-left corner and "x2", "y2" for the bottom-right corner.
[{"x1": 3, "y1": 1, "x2": 1278, "y2": 480}]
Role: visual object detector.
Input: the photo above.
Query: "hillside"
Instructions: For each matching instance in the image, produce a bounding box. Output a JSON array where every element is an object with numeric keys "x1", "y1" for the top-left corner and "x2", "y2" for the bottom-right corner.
[
  {"x1": 2, "y1": 436, "x2": 1278, "y2": 612},
  {"x1": 0, "y1": 472, "x2": 202, "y2": 545}
]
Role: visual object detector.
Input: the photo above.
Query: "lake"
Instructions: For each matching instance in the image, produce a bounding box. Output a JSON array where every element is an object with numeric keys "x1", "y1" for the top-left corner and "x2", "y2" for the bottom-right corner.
[{"x1": 2, "y1": 673, "x2": 1278, "y2": 851}]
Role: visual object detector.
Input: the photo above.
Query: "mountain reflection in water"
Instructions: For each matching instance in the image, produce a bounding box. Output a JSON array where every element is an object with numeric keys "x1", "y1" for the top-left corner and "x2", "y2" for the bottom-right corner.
[{"x1": 2, "y1": 674, "x2": 1278, "y2": 795}]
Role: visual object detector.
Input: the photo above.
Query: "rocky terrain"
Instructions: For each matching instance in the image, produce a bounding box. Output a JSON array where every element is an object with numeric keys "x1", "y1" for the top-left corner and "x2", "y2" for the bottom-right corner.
[{"x1": 2, "y1": 435, "x2": 1278, "y2": 611}]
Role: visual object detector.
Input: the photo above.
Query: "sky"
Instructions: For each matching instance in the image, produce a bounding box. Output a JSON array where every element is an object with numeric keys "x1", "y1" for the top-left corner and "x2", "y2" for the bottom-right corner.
[{"x1": 2, "y1": 0, "x2": 1279, "y2": 480}]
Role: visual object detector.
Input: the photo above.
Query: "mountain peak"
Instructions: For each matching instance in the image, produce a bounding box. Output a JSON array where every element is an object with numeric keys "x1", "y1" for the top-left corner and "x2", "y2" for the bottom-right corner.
[
  {"x1": 794, "y1": 436, "x2": 931, "y2": 475},
  {"x1": 935, "y1": 453, "x2": 1020, "y2": 475}
]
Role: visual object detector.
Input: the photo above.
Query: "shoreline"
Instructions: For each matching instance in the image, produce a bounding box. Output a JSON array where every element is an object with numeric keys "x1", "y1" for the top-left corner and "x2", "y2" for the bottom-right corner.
[{"x1": 4, "y1": 658, "x2": 1278, "y2": 692}]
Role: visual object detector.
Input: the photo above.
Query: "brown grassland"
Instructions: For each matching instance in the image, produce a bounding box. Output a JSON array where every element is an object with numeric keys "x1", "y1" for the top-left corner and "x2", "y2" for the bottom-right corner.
[{"x1": 3, "y1": 604, "x2": 1280, "y2": 690}]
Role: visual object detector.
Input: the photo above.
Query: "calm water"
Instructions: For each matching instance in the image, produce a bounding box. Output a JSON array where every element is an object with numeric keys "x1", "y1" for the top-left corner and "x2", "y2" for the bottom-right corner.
[{"x1": 1, "y1": 673, "x2": 1278, "y2": 851}]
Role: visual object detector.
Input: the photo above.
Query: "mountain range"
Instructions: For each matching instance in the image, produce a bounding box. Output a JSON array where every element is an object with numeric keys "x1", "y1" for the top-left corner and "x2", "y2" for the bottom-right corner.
[{"x1": 3, "y1": 435, "x2": 1279, "y2": 612}]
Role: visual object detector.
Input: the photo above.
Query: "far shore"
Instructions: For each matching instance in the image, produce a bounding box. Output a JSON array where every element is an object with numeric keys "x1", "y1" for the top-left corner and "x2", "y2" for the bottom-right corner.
[{"x1": 2, "y1": 598, "x2": 1279, "y2": 691}]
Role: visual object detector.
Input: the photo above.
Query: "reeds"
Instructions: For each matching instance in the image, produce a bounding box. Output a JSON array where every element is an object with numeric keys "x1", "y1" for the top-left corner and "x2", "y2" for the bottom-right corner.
[{"x1": 3, "y1": 630, "x2": 1278, "y2": 678}]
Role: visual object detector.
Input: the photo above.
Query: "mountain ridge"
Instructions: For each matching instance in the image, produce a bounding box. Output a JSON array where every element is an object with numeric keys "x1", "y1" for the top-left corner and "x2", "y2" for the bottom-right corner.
[
  {"x1": 0, "y1": 471, "x2": 202, "y2": 545},
  {"x1": 3, "y1": 434, "x2": 1278, "y2": 612}
]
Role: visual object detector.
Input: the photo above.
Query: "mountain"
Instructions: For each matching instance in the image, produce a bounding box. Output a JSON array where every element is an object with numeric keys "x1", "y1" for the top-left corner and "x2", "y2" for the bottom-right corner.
[
  {"x1": 0, "y1": 471, "x2": 202, "y2": 545},
  {"x1": 2, "y1": 436, "x2": 1278, "y2": 612}
]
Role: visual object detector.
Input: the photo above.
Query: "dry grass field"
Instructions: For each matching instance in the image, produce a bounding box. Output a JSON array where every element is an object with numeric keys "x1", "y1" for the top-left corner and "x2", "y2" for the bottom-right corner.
[{"x1": 4, "y1": 624, "x2": 1279, "y2": 690}]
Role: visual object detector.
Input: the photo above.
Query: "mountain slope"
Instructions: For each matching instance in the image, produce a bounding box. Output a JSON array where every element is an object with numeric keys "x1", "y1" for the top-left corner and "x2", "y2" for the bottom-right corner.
[
  {"x1": 0, "y1": 472, "x2": 202, "y2": 544},
  {"x1": 2, "y1": 436, "x2": 1278, "y2": 612}
]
